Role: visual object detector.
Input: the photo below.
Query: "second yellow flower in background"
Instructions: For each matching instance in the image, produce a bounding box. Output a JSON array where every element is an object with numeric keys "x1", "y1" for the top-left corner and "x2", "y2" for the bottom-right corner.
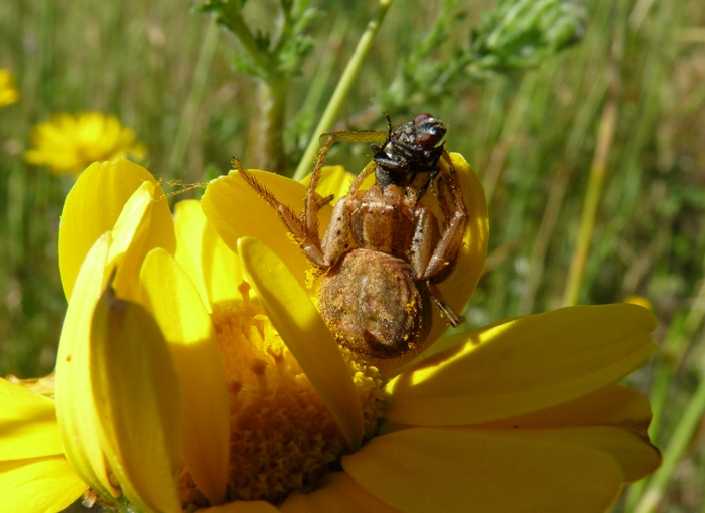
[{"x1": 24, "y1": 112, "x2": 146, "y2": 175}]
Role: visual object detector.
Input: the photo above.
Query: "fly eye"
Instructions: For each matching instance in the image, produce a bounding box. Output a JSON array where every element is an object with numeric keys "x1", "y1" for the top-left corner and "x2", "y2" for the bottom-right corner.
[
  {"x1": 414, "y1": 113, "x2": 433, "y2": 125},
  {"x1": 417, "y1": 122, "x2": 446, "y2": 147}
]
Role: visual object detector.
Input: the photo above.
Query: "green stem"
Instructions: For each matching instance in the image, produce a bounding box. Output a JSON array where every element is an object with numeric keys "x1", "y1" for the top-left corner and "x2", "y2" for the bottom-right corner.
[
  {"x1": 293, "y1": 0, "x2": 393, "y2": 180},
  {"x1": 219, "y1": 2, "x2": 274, "y2": 78},
  {"x1": 217, "y1": 2, "x2": 287, "y2": 170},
  {"x1": 562, "y1": 99, "x2": 617, "y2": 306},
  {"x1": 634, "y1": 370, "x2": 705, "y2": 513},
  {"x1": 250, "y1": 77, "x2": 287, "y2": 171},
  {"x1": 167, "y1": 19, "x2": 219, "y2": 178},
  {"x1": 625, "y1": 258, "x2": 705, "y2": 511}
]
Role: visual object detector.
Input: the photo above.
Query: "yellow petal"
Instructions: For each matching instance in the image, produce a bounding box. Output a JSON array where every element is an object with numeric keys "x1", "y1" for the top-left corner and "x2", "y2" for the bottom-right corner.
[
  {"x1": 0, "y1": 457, "x2": 87, "y2": 513},
  {"x1": 174, "y1": 199, "x2": 243, "y2": 307},
  {"x1": 197, "y1": 501, "x2": 280, "y2": 513},
  {"x1": 342, "y1": 428, "x2": 623, "y2": 513},
  {"x1": 58, "y1": 158, "x2": 174, "y2": 300},
  {"x1": 140, "y1": 247, "x2": 230, "y2": 505},
  {"x1": 54, "y1": 232, "x2": 116, "y2": 497},
  {"x1": 173, "y1": 200, "x2": 211, "y2": 306},
  {"x1": 203, "y1": 169, "x2": 331, "y2": 290},
  {"x1": 514, "y1": 427, "x2": 660, "y2": 482},
  {"x1": 281, "y1": 472, "x2": 400, "y2": 513},
  {"x1": 415, "y1": 153, "x2": 489, "y2": 352},
  {"x1": 109, "y1": 181, "x2": 170, "y2": 301},
  {"x1": 204, "y1": 221, "x2": 245, "y2": 305},
  {"x1": 90, "y1": 290, "x2": 182, "y2": 513},
  {"x1": 299, "y1": 165, "x2": 358, "y2": 202},
  {"x1": 0, "y1": 378, "x2": 62, "y2": 460},
  {"x1": 387, "y1": 304, "x2": 656, "y2": 426},
  {"x1": 238, "y1": 237, "x2": 363, "y2": 448},
  {"x1": 481, "y1": 384, "x2": 653, "y2": 435}
]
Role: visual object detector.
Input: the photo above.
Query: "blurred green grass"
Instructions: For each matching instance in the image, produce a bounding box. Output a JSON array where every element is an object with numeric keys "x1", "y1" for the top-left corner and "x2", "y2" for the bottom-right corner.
[{"x1": 1, "y1": 1, "x2": 705, "y2": 512}]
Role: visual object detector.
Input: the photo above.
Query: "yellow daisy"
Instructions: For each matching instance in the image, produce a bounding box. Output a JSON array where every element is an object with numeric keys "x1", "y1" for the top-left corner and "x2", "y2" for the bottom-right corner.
[
  {"x1": 0, "y1": 68, "x2": 19, "y2": 107},
  {"x1": 24, "y1": 112, "x2": 146, "y2": 175},
  {"x1": 0, "y1": 156, "x2": 659, "y2": 513}
]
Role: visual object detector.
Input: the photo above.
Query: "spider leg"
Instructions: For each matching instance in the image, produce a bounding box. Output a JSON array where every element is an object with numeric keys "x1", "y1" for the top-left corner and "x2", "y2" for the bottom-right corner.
[
  {"x1": 348, "y1": 161, "x2": 377, "y2": 195},
  {"x1": 433, "y1": 173, "x2": 452, "y2": 229},
  {"x1": 314, "y1": 193, "x2": 334, "y2": 209},
  {"x1": 421, "y1": 150, "x2": 468, "y2": 281},
  {"x1": 233, "y1": 158, "x2": 327, "y2": 268},
  {"x1": 306, "y1": 128, "x2": 388, "y2": 242},
  {"x1": 426, "y1": 281, "x2": 462, "y2": 327},
  {"x1": 303, "y1": 135, "x2": 336, "y2": 251},
  {"x1": 410, "y1": 205, "x2": 462, "y2": 326}
]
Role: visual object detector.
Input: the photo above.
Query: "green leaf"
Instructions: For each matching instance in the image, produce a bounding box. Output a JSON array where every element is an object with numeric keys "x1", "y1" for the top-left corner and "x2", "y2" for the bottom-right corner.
[{"x1": 470, "y1": 0, "x2": 587, "y2": 72}]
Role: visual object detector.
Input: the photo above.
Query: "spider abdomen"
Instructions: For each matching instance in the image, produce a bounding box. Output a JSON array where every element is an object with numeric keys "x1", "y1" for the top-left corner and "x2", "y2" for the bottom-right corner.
[{"x1": 318, "y1": 248, "x2": 430, "y2": 358}]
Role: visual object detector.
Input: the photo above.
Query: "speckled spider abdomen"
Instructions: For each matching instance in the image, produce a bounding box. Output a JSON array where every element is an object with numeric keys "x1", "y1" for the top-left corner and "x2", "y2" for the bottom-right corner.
[{"x1": 318, "y1": 248, "x2": 430, "y2": 358}]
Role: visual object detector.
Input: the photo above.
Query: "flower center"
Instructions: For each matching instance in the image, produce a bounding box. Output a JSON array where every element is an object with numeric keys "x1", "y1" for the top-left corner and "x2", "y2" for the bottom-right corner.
[{"x1": 185, "y1": 284, "x2": 386, "y2": 505}]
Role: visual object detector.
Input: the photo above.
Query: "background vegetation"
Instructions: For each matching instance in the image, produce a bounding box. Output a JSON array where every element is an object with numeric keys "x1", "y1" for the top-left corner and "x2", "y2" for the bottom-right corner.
[{"x1": 1, "y1": 1, "x2": 704, "y2": 512}]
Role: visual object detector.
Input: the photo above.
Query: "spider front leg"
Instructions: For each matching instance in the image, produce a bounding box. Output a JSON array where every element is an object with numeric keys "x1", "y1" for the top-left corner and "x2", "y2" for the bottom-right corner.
[
  {"x1": 421, "y1": 151, "x2": 468, "y2": 281},
  {"x1": 234, "y1": 159, "x2": 328, "y2": 268},
  {"x1": 410, "y1": 205, "x2": 462, "y2": 326},
  {"x1": 303, "y1": 129, "x2": 386, "y2": 250}
]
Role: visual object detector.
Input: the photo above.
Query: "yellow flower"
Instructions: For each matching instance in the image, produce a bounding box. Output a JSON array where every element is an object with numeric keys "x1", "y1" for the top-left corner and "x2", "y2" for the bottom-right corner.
[
  {"x1": 0, "y1": 156, "x2": 660, "y2": 513},
  {"x1": 0, "y1": 68, "x2": 19, "y2": 107},
  {"x1": 24, "y1": 112, "x2": 146, "y2": 175}
]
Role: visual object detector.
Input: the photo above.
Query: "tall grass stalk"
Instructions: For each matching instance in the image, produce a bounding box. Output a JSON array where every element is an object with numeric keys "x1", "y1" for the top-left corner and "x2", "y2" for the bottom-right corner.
[
  {"x1": 167, "y1": 19, "x2": 219, "y2": 179},
  {"x1": 562, "y1": 97, "x2": 618, "y2": 306},
  {"x1": 635, "y1": 374, "x2": 705, "y2": 513},
  {"x1": 293, "y1": 0, "x2": 393, "y2": 180}
]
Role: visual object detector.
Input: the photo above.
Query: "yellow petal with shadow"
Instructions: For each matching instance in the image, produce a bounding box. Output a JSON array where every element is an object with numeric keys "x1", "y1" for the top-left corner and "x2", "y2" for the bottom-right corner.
[
  {"x1": 509, "y1": 427, "x2": 660, "y2": 482},
  {"x1": 387, "y1": 304, "x2": 656, "y2": 426},
  {"x1": 342, "y1": 427, "x2": 623, "y2": 513},
  {"x1": 58, "y1": 159, "x2": 174, "y2": 300},
  {"x1": 54, "y1": 233, "x2": 116, "y2": 498},
  {"x1": 281, "y1": 472, "x2": 400, "y2": 513},
  {"x1": 109, "y1": 181, "x2": 171, "y2": 301},
  {"x1": 238, "y1": 237, "x2": 363, "y2": 448},
  {"x1": 140, "y1": 247, "x2": 230, "y2": 505},
  {"x1": 480, "y1": 384, "x2": 653, "y2": 435},
  {"x1": 204, "y1": 219, "x2": 245, "y2": 305},
  {"x1": 0, "y1": 456, "x2": 87, "y2": 513},
  {"x1": 197, "y1": 501, "x2": 280, "y2": 513},
  {"x1": 90, "y1": 290, "x2": 181, "y2": 513},
  {"x1": 203, "y1": 169, "x2": 332, "y2": 290},
  {"x1": 174, "y1": 199, "x2": 244, "y2": 307},
  {"x1": 174, "y1": 200, "x2": 211, "y2": 306},
  {"x1": 0, "y1": 378, "x2": 62, "y2": 460}
]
